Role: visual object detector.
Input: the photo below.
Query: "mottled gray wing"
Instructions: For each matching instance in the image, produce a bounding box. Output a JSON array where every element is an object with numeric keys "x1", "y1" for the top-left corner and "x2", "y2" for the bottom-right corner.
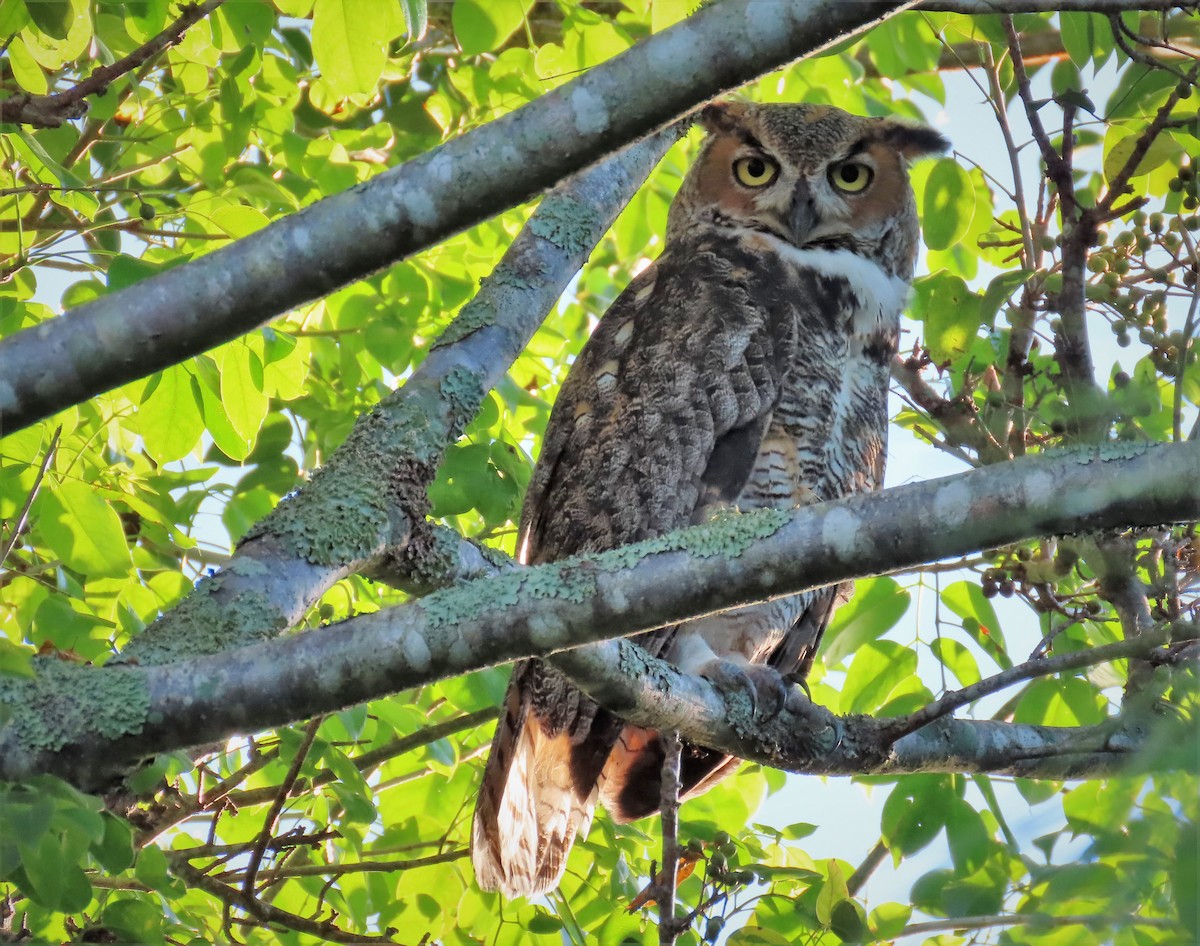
[{"x1": 472, "y1": 232, "x2": 798, "y2": 897}]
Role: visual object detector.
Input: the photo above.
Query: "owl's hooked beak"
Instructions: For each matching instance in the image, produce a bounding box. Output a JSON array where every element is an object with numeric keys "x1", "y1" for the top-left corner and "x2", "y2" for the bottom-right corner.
[{"x1": 785, "y1": 184, "x2": 817, "y2": 247}]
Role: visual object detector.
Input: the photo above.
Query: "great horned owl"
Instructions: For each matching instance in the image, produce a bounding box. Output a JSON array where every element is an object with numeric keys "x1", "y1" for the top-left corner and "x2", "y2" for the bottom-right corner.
[{"x1": 472, "y1": 101, "x2": 948, "y2": 898}]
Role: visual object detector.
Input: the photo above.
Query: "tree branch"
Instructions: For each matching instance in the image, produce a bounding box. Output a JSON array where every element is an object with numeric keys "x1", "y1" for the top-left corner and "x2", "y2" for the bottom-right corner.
[
  {"x1": 0, "y1": 1, "x2": 225, "y2": 129},
  {"x1": 899, "y1": 912, "x2": 1175, "y2": 937},
  {"x1": 117, "y1": 127, "x2": 677, "y2": 668},
  {"x1": 2, "y1": 440, "x2": 1197, "y2": 786},
  {"x1": 883, "y1": 622, "x2": 1179, "y2": 741},
  {"x1": 0, "y1": 0, "x2": 915, "y2": 433},
  {"x1": 167, "y1": 857, "x2": 401, "y2": 944}
]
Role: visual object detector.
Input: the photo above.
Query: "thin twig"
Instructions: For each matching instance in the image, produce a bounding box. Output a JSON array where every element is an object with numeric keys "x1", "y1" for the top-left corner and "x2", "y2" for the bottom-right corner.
[
  {"x1": 169, "y1": 857, "x2": 400, "y2": 944},
  {"x1": 1099, "y1": 61, "x2": 1200, "y2": 215},
  {"x1": 0, "y1": 1, "x2": 226, "y2": 128},
  {"x1": 900, "y1": 912, "x2": 1174, "y2": 937},
  {"x1": 224, "y1": 709, "x2": 497, "y2": 807},
  {"x1": 884, "y1": 625, "x2": 1178, "y2": 742},
  {"x1": 0, "y1": 426, "x2": 61, "y2": 569},
  {"x1": 658, "y1": 731, "x2": 684, "y2": 946},
  {"x1": 846, "y1": 840, "x2": 887, "y2": 896},
  {"x1": 218, "y1": 848, "x2": 469, "y2": 884},
  {"x1": 242, "y1": 718, "x2": 322, "y2": 899}
]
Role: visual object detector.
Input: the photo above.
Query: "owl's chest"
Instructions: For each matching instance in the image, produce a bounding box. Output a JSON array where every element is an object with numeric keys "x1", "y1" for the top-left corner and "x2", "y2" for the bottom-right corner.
[{"x1": 736, "y1": 248, "x2": 904, "y2": 508}]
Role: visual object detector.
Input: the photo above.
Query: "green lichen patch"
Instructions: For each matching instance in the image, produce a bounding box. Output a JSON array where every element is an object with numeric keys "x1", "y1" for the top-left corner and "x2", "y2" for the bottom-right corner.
[
  {"x1": 265, "y1": 474, "x2": 391, "y2": 566},
  {"x1": 529, "y1": 194, "x2": 603, "y2": 257},
  {"x1": 524, "y1": 561, "x2": 596, "y2": 604},
  {"x1": 123, "y1": 584, "x2": 288, "y2": 665},
  {"x1": 420, "y1": 571, "x2": 525, "y2": 630},
  {"x1": 438, "y1": 366, "x2": 487, "y2": 440},
  {"x1": 432, "y1": 298, "x2": 497, "y2": 350},
  {"x1": 594, "y1": 508, "x2": 791, "y2": 571},
  {"x1": 0, "y1": 658, "x2": 149, "y2": 754},
  {"x1": 228, "y1": 557, "x2": 270, "y2": 578}
]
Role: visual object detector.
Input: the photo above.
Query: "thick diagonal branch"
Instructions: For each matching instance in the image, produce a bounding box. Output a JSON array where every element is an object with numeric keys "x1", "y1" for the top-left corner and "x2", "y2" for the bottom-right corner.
[
  {"x1": 119, "y1": 128, "x2": 676, "y2": 667},
  {"x1": 0, "y1": 0, "x2": 914, "y2": 433},
  {"x1": 2, "y1": 440, "x2": 1197, "y2": 786}
]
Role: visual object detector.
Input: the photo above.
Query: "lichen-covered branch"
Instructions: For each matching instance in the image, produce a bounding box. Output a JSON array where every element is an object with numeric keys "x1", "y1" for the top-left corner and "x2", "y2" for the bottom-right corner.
[
  {"x1": 0, "y1": 0, "x2": 913, "y2": 433},
  {"x1": 2, "y1": 440, "x2": 1197, "y2": 786},
  {"x1": 119, "y1": 129, "x2": 676, "y2": 667}
]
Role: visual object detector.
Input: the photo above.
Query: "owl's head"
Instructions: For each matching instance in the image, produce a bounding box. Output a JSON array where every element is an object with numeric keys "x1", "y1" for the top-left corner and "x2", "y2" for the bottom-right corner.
[{"x1": 667, "y1": 101, "x2": 949, "y2": 278}]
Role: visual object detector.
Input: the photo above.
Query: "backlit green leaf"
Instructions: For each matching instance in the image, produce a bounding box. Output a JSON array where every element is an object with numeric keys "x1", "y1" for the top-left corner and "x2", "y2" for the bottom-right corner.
[
  {"x1": 453, "y1": 0, "x2": 532, "y2": 56},
  {"x1": 841, "y1": 641, "x2": 917, "y2": 715},
  {"x1": 35, "y1": 480, "x2": 131, "y2": 578},
  {"x1": 922, "y1": 159, "x2": 975, "y2": 251}
]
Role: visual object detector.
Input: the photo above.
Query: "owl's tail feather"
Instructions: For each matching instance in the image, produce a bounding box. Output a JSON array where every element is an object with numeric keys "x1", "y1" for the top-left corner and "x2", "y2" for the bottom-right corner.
[
  {"x1": 600, "y1": 724, "x2": 742, "y2": 824},
  {"x1": 471, "y1": 689, "x2": 596, "y2": 899}
]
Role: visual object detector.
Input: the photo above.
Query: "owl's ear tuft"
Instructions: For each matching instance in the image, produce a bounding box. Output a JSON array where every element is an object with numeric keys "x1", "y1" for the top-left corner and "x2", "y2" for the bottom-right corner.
[
  {"x1": 881, "y1": 122, "x2": 950, "y2": 159},
  {"x1": 698, "y1": 100, "x2": 750, "y2": 135}
]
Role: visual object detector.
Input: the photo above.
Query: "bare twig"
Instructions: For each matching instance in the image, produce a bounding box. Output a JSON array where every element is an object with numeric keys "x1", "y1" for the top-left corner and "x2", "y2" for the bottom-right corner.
[
  {"x1": 0, "y1": 426, "x2": 60, "y2": 569},
  {"x1": 846, "y1": 840, "x2": 888, "y2": 896},
  {"x1": 0, "y1": 1, "x2": 226, "y2": 128},
  {"x1": 222, "y1": 709, "x2": 497, "y2": 808},
  {"x1": 900, "y1": 912, "x2": 1174, "y2": 937},
  {"x1": 884, "y1": 625, "x2": 1177, "y2": 742},
  {"x1": 218, "y1": 848, "x2": 469, "y2": 884},
  {"x1": 658, "y1": 731, "x2": 684, "y2": 945},
  {"x1": 169, "y1": 857, "x2": 400, "y2": 944},
  {"x1": 242, "y1": 718, "x2": 322, "y2": 899}
]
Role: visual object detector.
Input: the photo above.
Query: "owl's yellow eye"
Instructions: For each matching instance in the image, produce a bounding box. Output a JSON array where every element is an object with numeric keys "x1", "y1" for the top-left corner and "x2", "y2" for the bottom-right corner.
[
  {"x1": 733, "y1": 156, "x2": 778, "y2": 188},
  {"x1": 830, "y1": 161, "x2": 873, "y2": 193}
]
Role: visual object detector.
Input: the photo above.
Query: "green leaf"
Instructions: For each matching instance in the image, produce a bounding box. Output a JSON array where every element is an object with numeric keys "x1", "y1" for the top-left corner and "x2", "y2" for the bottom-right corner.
[
  {"x1": 913, "y1": 271, "x2": 982, "y2": 364},
  {"x1": 453, "y1": 0, "x2": 532, "y2": 56},
  {"x1": 8, "y1": 37, "x2": 47, "y2": 94},
  {"x1": 312, "y1": 0, "x2": 390, "y2": 96},
  {"x1": 869, "y1": 902, "x2": 912, "y2": 939},
  {"x1": 822, "y1": 577, "x2": 910, "y2": 667},
  {"x1": 1060, "y1": 12, "x2": 1091, "y2": 67},
  {"x1": 945, "y1": 799, "x2": 989, "y2": 875},
  {"x1": 193, "y1": 370, "x2": 251, "y2": 462},
  {"x1": 882, "y1": 775, "x2": 948, "y2": 856},
  {"x1": 1103, "y1": 129, "x2": 1183, "y2": 184},
  {"x1": 979, "y1": 269, "x2": 1032, "y2": 327},
  {"x1": 101, "y1": 899, "x2": 165, "y2": 945},
  {"x1": 815, "y1": 861, "x2": 849, "y2": 925},
  {"x1": 18, "y1": 832, "x2": 90, "y2": 911},
  {"x1": 526, "y1": 912, "x2": 563, "y2": 934},
  {"x1": 218, "y1": 343, "x2": 268, "y2": 453},
  {"x1": 922, "y1": 159, "x2": 975, "y2": 251},
  {"x1": 139, "y1": 367, "x2": 204, "y2": 463},
  {"x1": 651, "y1": 0, "x2": 690, "y2": 32},
  {"x1": 941, "y1": 581, "x2": 1011, "y2": 669},
  {"x1": 92, "y1": 814, "x2": 135, "y2": 874},
  {"x1": 0, "y1": 639, "x2": 36, "y2": 678},
  {"x1": 399, "y1": 0, "x2": 427, "y2": 39},
  {"x1": 841, "y1": 641, "x2": 917, "y2": 715},
  {"x1": 727, "y1": 930, "x2": 794, "y2": 945},
  {"x1": 1174, "y1": 821, "x2": 1199, "y2": 938},
  {"x1": 3, "y1": 795, "x2": 54, "y2": 847},
  {"x1": 781, "y1": 822, "x2": 818, "y2": 840},
  {"x1": 1014, "y1": 677, "x2": 1106, "y2": 726},
  {"x1": 0, "y1": 0, "x2": 30, "y2": 37},
  {"x1": 25, "y1": 0, "x2": 71, "y2": 39},
  {"x1": 35, "y1": 480, "x2": 131, "y2": 578},
  {"x1": 134, "y1": 843, "x2": 173, "y2": 892},
  {"x1": 829, "y1": 900, "x2": 868, "y2": 943},
  {"x1": 931, "y1": 638, "x2": 981, "y2": 687}
]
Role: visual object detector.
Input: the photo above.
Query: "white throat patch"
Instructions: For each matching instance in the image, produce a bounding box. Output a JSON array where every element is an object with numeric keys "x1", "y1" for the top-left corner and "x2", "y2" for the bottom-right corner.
[{"x1": 763, "y1": 238, "x2": 910, "y2": 330}]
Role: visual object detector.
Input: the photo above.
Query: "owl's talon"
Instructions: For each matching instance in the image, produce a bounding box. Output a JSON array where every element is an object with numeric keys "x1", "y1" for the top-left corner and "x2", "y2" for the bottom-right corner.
[{"x1": 699, "y1": 659, "x2": 790, "y2": 719}]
